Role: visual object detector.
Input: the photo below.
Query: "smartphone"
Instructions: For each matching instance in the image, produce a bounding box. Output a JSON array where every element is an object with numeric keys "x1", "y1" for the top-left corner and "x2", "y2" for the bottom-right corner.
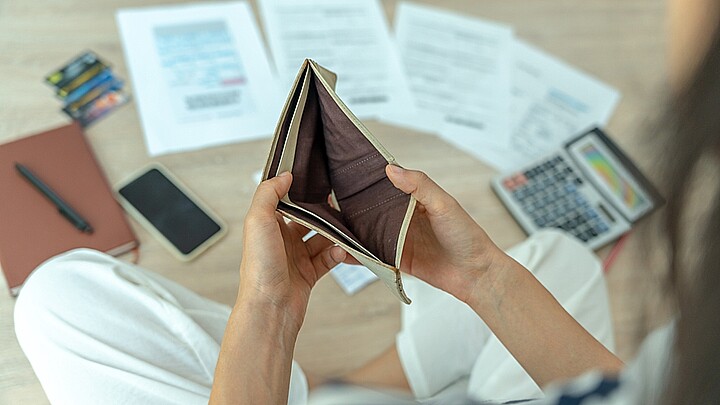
[{"x1": 116, "y1": 164, "x2": 227, "y2": 261}]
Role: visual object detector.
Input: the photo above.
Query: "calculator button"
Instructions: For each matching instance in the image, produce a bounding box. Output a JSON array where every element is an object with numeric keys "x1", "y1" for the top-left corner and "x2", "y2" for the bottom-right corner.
[{"x1": 508, "y1": 158, "x2": 599, "y2": 242}]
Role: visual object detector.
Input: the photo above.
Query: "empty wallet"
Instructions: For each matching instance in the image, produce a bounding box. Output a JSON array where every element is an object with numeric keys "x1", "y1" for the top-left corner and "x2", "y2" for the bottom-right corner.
[{"x1": 262, "y1": 59, "x2": 416, "y2": 304}]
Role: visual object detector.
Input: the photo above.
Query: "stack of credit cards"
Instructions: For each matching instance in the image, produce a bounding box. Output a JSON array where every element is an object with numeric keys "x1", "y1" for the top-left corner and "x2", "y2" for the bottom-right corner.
[{"x1": 45, "y1": 51, "x2": 130, "y2": 127}]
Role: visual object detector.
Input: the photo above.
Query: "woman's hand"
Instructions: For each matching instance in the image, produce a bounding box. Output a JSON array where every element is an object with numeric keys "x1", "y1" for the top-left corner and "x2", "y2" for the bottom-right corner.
[
  {"x1": 386, "y1": 165, "x2": 505, "y2": 303},
  {"x1": 384, "y1": 166, "x2": 624, "y2": 388},
  {"x1": 212, "y1": 172, "x2": 345, "y2": 405},
  {"x1": 238, "y1": 172, "x2": 346, "y2": 329}
]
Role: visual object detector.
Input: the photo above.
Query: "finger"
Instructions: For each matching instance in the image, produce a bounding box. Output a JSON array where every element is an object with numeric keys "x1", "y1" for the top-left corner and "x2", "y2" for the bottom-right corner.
[
  {"x1": 326, "y1": 193, "x2": 339, "y2": 211},
  {"x1": 287, "y1": 220, "x2": 310, "y2": 238},
  {"x1": 248, "y1": 172, "x2": 292, "y2": 221},
  {"x1": 275, "y1": 212, "x2": 285, "y2": 223},
  {"x1": 275, "y1": 214, "x2": 293, "y2": 242},
  {"x1": 311, "y1": 245, "x2": 346, "y2": 279},
  {"x1": 341, "y1": 254, "x2": 361, "y2": 265},
  {"x1": 276, "y1": 213, "x2": 309, "y2": 237},
  {"x1": 385, "y1": 165, "x2": 456, "y2": 217},
  {"x1": 305, "y1": 232, "x2": 333, "y2": 257}
]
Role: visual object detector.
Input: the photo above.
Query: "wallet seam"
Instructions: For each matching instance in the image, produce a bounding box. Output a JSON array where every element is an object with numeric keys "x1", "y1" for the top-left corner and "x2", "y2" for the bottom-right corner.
[
  {"x1": 344, "y1": 192, "x2": 406, "y2": 219},
  {"x1": 395, "y1": 196, "x2": 416, "y2": 268},
  {"x1": 333, "y1": 152, "x2": 382, "y2": 175}
]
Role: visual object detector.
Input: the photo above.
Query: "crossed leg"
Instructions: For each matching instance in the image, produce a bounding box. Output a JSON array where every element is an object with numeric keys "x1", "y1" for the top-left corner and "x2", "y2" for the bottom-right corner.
[
  {"x1": 14, "y1": 249, "x2": 308, "y2": 405},
  {"x1": 326, "y1": 230, "x2": 615, "y2": 403}
]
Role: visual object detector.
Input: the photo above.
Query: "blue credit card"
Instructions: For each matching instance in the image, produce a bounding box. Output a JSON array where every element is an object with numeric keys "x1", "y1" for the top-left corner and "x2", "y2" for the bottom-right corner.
[
  {"x1": 62, "y1": 88, "x2": 130, "y2": 126},
  {"x1": 62, "y1": 69, "x2": 115, "y2": 104},
  {"x1": 64, "y1": 76, "x2": 123, "y2": 113}
]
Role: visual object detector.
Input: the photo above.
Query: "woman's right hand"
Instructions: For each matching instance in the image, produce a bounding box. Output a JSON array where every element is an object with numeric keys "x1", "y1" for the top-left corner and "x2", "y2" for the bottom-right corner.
[
  {"x1": 386, "y1": 165, "x2": 625, "y2": 387},
  {"x1": 385, "y1": 165, "x2": 506, "y2": 303}
]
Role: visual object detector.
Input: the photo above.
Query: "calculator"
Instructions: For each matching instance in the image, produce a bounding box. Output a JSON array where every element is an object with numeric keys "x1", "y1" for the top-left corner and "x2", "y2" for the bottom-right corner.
[{"x1": 492, "y1": 127, "x2": 663, "y2": 250}]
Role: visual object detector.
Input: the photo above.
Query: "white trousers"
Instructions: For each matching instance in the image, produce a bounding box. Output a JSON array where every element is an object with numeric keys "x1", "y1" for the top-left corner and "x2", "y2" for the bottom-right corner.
[
  {"x1": 396, "y1": 229, "x2": 614, "y2": 402},
  {"x1": 14, "y1": 249, "x2": 308, "y2": 405},
  {"x1": 15, "y1": 230, "x2": 613, "y2": 404}
]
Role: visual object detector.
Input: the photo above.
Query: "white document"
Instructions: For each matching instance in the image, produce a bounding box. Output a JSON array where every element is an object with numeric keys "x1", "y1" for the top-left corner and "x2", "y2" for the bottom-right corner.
[
  {"x1": 386, "y1": 2, "x2": 514, "y2": 148},
  {"x1": 258, "y1": 0, "x2": 413, "y2": 120},
  {"x1": 330, "y1": 263, "x2": 379, "y2": 295},
  {"x1": 472, "y1": 40, "x2": 621, "y2": 172},
  {"x1": 117, "y1": 2, "x2": 281, "y2": 156}
]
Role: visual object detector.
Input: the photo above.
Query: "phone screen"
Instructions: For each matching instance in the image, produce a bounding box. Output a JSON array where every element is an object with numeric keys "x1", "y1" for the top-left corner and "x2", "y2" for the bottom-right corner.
[{"x1": 118, "y1": 168, "x2": 222, "y2": 255}]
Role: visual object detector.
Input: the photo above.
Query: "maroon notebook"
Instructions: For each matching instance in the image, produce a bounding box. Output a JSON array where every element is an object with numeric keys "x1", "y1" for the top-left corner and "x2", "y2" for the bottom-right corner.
[{"x1": 0, "y1": 123, "x2": 138, "y2": 296}]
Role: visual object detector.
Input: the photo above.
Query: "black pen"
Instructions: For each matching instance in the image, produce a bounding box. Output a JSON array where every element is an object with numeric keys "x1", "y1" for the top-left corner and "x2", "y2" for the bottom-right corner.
[{"x1": 15, "y1": 163, "x2": 94, "y2": 234}]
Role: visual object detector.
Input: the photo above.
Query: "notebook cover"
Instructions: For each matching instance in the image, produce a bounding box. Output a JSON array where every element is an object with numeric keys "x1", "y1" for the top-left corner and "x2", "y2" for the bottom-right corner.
[
  {"x1": 0, "y1": 123, "x2": 138, "y2": 295},
  {"x1": 262, "y1": 60, "x2": 416, "y2": 304}
]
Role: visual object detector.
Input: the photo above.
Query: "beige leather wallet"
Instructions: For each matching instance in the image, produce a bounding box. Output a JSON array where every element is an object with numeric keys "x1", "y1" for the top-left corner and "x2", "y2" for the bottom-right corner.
[{"x1": 262, "y1": 59, "x2": 416, "y2": 304}]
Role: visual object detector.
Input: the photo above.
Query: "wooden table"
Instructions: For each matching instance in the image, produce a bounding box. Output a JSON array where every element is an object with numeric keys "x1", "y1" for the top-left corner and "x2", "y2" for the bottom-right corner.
[{"x1": 0, "y1": 0, "x2": 672, "y2": 403}]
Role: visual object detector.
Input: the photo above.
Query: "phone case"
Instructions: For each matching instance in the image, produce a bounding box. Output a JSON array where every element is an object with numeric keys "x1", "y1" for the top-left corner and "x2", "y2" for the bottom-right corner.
[{"x1": 115, "y1": 163, "x2": 227, "y2": 261}]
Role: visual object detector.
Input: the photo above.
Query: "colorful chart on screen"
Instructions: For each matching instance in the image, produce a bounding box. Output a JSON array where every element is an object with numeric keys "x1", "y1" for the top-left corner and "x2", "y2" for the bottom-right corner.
[{"x1": 571, "y1": 135, "x2": 652, "y2": 220}]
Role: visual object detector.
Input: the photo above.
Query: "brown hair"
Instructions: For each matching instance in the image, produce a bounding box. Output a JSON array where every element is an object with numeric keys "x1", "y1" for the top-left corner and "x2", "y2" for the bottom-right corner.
[{"x1": 660, "y1": 14, "x2": 720, "y2": 404}]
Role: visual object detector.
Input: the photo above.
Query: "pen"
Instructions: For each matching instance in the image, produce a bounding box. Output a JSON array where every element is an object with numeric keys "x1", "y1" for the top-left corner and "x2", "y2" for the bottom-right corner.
[{"x1": 15, "y1": 163, "x2": 94, "y2": 234}]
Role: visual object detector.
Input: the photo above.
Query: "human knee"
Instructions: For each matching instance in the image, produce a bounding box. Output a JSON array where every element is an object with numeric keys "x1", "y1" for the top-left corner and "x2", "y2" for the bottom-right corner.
[
  {"x1": 506, "y1": 229, "x2": 605, "y2": 305},
  {"x1": 538, "y1": 229, "x2": 602, "y2": 275},
  {"x1": 527, "y1": 229, "x2": 602, "y2": 275},
  {"x1": 15, "y1": 249, "x2": 117, "y2": 326}
]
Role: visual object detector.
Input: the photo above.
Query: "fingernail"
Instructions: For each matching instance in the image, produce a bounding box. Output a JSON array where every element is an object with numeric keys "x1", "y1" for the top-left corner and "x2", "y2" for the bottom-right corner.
[
  {"x1": 279, "y1": 171, "x2": 291, "y2": 178},
  {"x1": 331, "y1": 247, "x2": 346, "y2": 262},
  {"x1": 387, "y1": 165, "x2": 403, "y2": 175}
]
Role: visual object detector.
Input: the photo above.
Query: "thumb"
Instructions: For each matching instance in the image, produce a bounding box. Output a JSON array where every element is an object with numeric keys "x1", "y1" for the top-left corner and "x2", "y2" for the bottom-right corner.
[
  {"x1": 386, "y1": 165, "x2": 456, "y2": 217},
  {"x1": 312, "y1": 245, "x2": 347, "y2": 281},
  {"x1": 249, "y1": 171, "x2": 292, "y2": 219}
]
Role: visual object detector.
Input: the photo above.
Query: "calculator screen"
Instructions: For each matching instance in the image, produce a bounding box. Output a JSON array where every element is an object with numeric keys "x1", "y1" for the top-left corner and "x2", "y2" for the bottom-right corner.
[{"x1": 568, "y1": 134, "x2": 652, "y2": 221}]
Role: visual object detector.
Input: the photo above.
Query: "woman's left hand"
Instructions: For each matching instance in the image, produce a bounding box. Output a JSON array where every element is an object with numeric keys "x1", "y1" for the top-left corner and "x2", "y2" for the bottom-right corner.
[
  {"x1": 238, "y1": 172, "x2": 346, "y2": 330},
  {"x1": 211, "y1": 172, "x2": 344, "y2": 404}
]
